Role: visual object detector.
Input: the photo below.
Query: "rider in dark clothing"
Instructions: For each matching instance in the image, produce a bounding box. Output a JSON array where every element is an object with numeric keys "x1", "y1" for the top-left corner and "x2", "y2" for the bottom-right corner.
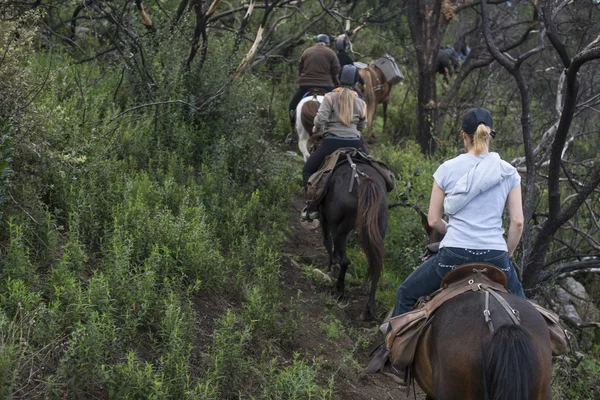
[
  {"x1": 335, "y1": 37, "x2": 364, "y2": 94},
  {"x1": 288, "y1": 34, "x2": 340, "y2": 130}
]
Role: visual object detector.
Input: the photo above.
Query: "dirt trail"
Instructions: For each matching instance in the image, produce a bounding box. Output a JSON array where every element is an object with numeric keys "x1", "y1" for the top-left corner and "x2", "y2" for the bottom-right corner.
[{"x1": 282, "y1": 195, "x2": 422, "y2": 400}]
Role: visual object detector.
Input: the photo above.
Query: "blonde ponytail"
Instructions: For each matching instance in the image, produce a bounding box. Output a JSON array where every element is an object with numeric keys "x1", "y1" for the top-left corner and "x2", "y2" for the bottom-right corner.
[
  {"x1": 338, "y1": 87, "x2": 354, "y2": 126},
  {"x1": 472, "y1": 124, "x2": 491, "y2": 155}
]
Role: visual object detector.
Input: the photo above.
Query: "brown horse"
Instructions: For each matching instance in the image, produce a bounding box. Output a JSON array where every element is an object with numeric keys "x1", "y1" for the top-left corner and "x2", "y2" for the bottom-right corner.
[
  {"x1": 413, "y1": 290, "x2": 552, "y2": 400},
  {"x1": 358, "y1": 65, "x2": 392, "y2": 140},
  {"x1": 321, "y1": 160, "x2": 388, "y2": 320}
]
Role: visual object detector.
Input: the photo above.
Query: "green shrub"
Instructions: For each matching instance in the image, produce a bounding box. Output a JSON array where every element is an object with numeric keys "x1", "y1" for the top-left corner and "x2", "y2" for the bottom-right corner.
[
  {"x1": 3, "y1": 219, "x2": 36, "y2": 285},
  {"x1": 262, "y1": 354, "x2": 333, "y2": 400},
  {"x1": 203, "y1": 310, "x2": 252, "y2": 399},
  {"x1": 103, "y1": 351, "x2": 167, "y2": 400}
]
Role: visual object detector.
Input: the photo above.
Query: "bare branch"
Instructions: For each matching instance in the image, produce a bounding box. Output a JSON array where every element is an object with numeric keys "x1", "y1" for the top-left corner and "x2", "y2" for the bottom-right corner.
[
  {"x1": 234, "y1": 25, "x2": 264, "y2": 79},
  {"x1": 102, "y1": 100, "x2": 203, "y2": 124},
  {"x1": 539, "y1": 259, "x2": 600, "y2": 282},
  {"x1": 560, "y1": 314, "x2": 600, "y2": 330}
]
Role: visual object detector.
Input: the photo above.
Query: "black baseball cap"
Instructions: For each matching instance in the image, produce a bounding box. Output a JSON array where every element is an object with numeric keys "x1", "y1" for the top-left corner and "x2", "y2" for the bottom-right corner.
[{"x1": 462, "y1": 108, "x2": 496, "y2": 138}]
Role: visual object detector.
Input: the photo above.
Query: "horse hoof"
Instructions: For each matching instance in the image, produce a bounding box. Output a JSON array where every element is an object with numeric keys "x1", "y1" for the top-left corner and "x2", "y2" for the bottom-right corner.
[
  {"x1": 336, "y1": 299, "x2": 350, "y2": 309},
  {"x1": 329, "y1": 263, "x2": 341, "y2": 279},
  {"x1": 359, "y1": 310, "x2": 373, "y2": 321}
]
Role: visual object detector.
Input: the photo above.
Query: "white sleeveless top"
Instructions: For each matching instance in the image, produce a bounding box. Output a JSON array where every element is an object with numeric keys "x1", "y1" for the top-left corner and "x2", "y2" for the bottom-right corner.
[{"x1": 433, "y1": 153, "x2": 520, "y2": 251}]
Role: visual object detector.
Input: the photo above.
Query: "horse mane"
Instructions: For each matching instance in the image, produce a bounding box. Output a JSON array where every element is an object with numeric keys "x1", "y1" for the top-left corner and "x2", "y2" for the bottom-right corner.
[{"x1": 301, "y1": 100, "x2": 320, "y2": 135}]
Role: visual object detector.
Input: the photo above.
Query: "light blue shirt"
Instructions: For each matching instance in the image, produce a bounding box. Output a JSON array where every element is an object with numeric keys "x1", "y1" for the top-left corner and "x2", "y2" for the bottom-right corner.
[{"x1": 433, "y1": 153, "x2": 521, "y2": 251}]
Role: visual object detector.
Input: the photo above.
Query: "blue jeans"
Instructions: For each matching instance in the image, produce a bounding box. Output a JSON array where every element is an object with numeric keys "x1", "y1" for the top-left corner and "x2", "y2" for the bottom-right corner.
[{"x1": 392, "y1": 247, "x2": 526, "y2": 318}]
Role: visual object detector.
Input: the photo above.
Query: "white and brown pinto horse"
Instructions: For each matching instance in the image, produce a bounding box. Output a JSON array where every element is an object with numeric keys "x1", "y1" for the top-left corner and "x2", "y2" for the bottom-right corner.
[{"x1": 295, "y1": 92, "x2": 325, "y2": 161}]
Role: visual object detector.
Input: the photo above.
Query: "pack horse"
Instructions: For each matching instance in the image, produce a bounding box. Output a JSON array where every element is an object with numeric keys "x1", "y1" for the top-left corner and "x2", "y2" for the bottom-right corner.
[{"x1": 356, "y1": 55, "x2": 403, "y2": 140}]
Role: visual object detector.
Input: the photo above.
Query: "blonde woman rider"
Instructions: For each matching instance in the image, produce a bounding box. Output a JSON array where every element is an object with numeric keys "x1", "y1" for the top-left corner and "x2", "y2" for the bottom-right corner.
[
  {"x1": 300, "y1": 64, "x2": 368, "y2": 221},
  {"x1": 367, "y1": 107, "x2": 526, "y2": 373}
]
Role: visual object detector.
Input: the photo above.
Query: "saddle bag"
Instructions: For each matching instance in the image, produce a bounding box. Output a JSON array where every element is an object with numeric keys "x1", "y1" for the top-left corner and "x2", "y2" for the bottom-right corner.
[
  {"x1": 374, "y1": 55, "x2": 404, "y2": 85},
  {"x1": 386, "y1": 308, "x2": 428, "y2": 368},
  {"x1": 529, "y1": 301, "x2": 570, "y2": 356}
]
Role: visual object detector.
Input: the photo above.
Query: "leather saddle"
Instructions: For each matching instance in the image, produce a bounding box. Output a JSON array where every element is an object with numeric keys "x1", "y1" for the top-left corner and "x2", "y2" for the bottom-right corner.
[
  {"x1": 441, "y1": 262, "x2": 507, "y2": 288},
  {"x1": 382, "y1": 265, "x2": 509, "y2": 369},
  {"x1": 306, "y1": 148, "x2": 397, "y2": 204}
]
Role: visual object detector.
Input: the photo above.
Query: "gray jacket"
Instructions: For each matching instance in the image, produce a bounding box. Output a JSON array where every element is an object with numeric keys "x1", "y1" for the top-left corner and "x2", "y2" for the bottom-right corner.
[{"x1": 313, "y1": 91, "x2": 366, "y2": 138}]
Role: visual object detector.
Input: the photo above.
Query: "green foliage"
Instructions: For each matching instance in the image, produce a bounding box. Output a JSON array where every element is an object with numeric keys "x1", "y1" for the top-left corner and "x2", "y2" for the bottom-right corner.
[
  {"x1": 102, "y1": 352, "x2": 168, "y2": 400},
  {"x1": 204, "y1": 310, "x2": 252, "y2": 399},
  {"x1": 0, "y1": 121, "x2": 13, "y2": 217},
  {"x1": 553, "y1": 354, "x2": 600, "y2": 399},
  {"x1": 3, "y1": 219, "x2": 36, "y2": 285},
  {"x1": 262, "y1": 354, "x2": 333, "y2": 400},
  {"x1": 321, "y1": 318, "x2": 344, "y2": 341}
]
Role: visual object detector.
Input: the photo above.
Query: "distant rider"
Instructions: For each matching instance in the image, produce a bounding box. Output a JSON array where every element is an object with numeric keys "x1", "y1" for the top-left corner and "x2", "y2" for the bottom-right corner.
[
  {"x1": 335, "y1": 35, "x2": 364, "y2": 96},
  {"x1": 288, "y1": 34, "x2": 341, "y2": 132}
]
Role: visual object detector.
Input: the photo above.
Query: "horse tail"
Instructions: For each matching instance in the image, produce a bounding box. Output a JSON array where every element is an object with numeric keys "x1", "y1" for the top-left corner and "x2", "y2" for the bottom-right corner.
[
  {"x1": 484, "y1": 324, "x2": 534, "y2": 400},
  {"x1": 356, "y1": 177, "x2": 386, "y2": 282},
  {"x1": 301, "y1": 101, "x2": 319, "y2": 135}
]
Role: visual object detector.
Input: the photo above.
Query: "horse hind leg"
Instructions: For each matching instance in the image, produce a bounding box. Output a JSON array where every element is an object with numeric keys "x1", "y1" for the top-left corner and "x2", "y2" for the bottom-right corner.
[
  {"x1": 382, "y1": 101, "x2": 388, "y2": 134},
  {"x1": 322, "y1": 218, "x2": 337, "y2": 270},
  {"x1": 296, "y1": 123, "x2": 311, "y2": 161},
  {"x1": 332, "y1": 230, "x2": 350, "y2": 297}
]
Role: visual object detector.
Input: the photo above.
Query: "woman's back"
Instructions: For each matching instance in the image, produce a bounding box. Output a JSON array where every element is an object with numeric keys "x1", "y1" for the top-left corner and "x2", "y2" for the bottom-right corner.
[
  {"x1": 434, "y1": 153, "x2": 520, "y2": 251},
  {"x1": 314, "y1": 90, "x2": 366, "y2": 138}
]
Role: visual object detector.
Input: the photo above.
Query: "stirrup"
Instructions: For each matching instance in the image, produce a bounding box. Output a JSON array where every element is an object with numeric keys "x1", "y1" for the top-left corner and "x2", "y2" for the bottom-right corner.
[
  {"x1": 365, "y1": 346, "x2": 390, "y2": 374},
  {"x1": 300, "y1": 206, "x2": 319, "y2": 221}
]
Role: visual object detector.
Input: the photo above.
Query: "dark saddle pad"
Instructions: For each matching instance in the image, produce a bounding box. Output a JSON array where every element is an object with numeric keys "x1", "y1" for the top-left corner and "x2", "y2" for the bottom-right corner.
[
  {"x1": 301, "y1": 88, "x2": 328, "y2": 99},
  {"x1": 441, "y1": 262, "x2": 508, "y2": 288}
]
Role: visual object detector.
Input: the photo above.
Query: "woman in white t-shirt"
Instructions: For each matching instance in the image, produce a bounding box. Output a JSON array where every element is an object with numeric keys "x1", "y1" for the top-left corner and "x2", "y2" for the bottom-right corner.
[{"x1": 366, "y1": 107, "x2": 525, "y2": 374}]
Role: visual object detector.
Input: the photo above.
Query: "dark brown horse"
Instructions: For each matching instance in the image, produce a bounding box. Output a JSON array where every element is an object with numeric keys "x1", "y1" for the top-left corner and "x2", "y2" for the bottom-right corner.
[
  {"x1": 413, "y1": 290, "x2": 552, "y2": 400},
  {"x1": 358, "y1": 65, "x2": 392, "y2": 140},
  {"x1": 321, "y1": 161, "x2": 388, "y2": 320}
]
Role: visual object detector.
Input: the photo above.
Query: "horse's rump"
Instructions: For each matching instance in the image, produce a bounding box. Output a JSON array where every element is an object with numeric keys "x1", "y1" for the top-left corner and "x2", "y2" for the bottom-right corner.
[
  {"x1": 415, "y1": 290, "x2": 552, "y2": 399},
  {"x1": 300, "y1": 100, "x2": 320, "y2": 135}
]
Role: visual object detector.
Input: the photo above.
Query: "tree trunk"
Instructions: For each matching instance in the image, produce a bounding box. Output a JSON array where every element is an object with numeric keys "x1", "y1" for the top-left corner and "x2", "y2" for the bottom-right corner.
[
  {"x1": 416, "y1": 67, "x2": 437, "y2": 154},
  {"x1": 406, "y1": 0, "x2": 455, "y2": 155}
]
